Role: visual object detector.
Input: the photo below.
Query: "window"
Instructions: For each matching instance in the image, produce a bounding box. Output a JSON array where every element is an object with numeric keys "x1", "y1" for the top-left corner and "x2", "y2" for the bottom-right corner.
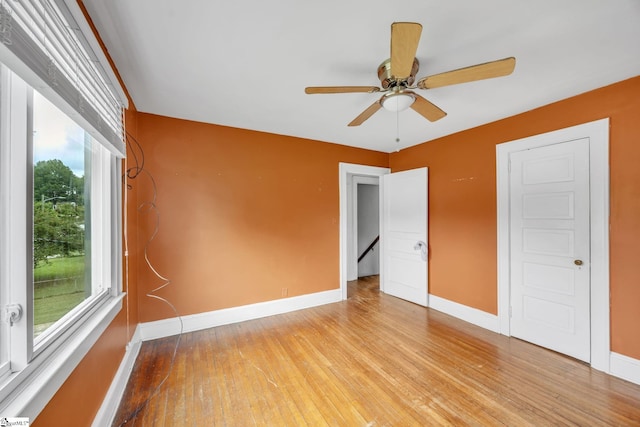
[
  {"x1": 0, "y1": 0, "x2": 126, "y2": 419},
  {"x1": 32, "y1": 90, "x2": 107, "y2": 343},
  {"x1": 0, "y1": 63, "x2": 122, "y2": 417}
]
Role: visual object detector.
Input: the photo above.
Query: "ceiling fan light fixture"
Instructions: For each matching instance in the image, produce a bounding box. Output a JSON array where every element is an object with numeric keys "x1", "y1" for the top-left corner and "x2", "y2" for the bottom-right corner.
[{"x1": 381, "y1": 91, "x2": 415, "y2": 112}]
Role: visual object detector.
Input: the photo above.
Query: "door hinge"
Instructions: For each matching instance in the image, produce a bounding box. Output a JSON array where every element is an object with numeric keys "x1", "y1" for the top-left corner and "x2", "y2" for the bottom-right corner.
[{"x1": 5, "y1": 303, "x2": 23, "y2": 326}]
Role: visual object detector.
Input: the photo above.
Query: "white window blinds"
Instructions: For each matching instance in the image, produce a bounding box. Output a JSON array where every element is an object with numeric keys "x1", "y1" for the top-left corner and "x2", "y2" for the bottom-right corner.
[{"x1": 0, "y1": 0, "x2": 126, "y2": 156}]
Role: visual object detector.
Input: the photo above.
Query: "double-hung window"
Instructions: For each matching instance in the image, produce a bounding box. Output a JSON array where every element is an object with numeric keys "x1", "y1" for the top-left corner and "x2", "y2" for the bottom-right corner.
[{"x1": 0, "y1": 0, "x2": 126, "y2": 419}]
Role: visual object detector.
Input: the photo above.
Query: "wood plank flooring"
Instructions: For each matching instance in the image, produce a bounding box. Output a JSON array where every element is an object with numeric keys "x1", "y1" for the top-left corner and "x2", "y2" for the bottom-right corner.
[{"x1": 113, "y1": 276, "x2": 640, "y2": 426}]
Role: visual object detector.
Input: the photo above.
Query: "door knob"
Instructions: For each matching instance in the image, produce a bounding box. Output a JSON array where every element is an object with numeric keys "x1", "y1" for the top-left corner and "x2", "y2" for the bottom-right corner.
[{"x1": 574, "y1": 259, "x2": 583, "y2": 266}]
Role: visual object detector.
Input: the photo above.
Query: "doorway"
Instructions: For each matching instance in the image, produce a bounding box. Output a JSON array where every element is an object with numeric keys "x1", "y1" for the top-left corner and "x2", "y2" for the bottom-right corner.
[
  {"x1": 496, "y1": 118, "x2": 610, "y2": 371},
  {"x1": 355, "y1": 181, "x2": 380, "y2": 279},
  {"x1": 339, "y1": 163, "x2": 429, "y2": 306},
  {"x1": 339, "y1": 163, "x2": 389, "y2": 300}
]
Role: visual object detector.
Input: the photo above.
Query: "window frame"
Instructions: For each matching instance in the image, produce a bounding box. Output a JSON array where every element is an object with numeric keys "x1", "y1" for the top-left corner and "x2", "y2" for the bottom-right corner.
[{"x1": 0, "y1": 63, "x2": 124, "y2": 419}]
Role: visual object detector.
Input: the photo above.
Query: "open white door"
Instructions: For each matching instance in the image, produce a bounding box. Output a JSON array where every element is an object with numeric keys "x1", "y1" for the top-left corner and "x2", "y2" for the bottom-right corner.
[{"x1": 381, "y1": 168, "x2": 428, "y2": 306}]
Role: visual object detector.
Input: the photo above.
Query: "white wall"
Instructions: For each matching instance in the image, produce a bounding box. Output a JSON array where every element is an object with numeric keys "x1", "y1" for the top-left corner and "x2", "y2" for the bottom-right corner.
[{"x1": 357, "y1": 183, "x2": 379, "y2": 277}]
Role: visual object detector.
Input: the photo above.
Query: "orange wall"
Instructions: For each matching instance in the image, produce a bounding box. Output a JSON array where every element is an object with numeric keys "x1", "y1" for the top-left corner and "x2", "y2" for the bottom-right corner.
[
  {"x1": 135, "y1": 114, "x2": 388, "y2": 322},
  {"x1": 32, "y1": 312, "x2": 128, "y2": 425},
  {"x1": 390, "y1": 76, "x2": 640, "y2": 359}
]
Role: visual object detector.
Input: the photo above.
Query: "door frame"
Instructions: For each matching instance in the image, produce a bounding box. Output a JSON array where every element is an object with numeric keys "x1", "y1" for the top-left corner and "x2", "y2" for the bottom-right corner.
[
  {"x1": 339, "y1": 163, "x2": 390, "y2": 300},
  {"x1": 496, "y1": 118, "x2": 610, "y2": 372}
]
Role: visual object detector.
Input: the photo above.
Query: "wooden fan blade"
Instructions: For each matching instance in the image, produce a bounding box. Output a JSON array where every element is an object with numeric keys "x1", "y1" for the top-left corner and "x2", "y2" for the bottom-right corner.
[
  {"x1": 391, "y1": 22, "x2": 422, "y2": 79},
  {"x1": 348, "y1": 101, "x2": 382, "y2": 127},
  {"x1": 411, "y1": 94, "x2": 447, "y2": 122},
  {"x1": 305, "y1": 86, "x2": 380, "y2": 94},
  {"x1": 417, "y1": 57, "x2": 516, "y2": 89}
]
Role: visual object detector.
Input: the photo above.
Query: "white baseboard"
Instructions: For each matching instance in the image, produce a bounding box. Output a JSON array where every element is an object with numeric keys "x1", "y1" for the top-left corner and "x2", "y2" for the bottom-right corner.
[
  {"x1": 610, "y1": 352, "x2": 640, "y2": 386},
  {"x1": 92, "y1": 324, "x2": 142, "y2": 427},
  {"x1": 429, "y1": 294, "x2": 500, "y2": 333},
  {"x1": 428, "y1": 295, "x2": 640, "y2": 387},
  {"x1": 139, "y1": 289, "x2": 343, "y2": 341}
]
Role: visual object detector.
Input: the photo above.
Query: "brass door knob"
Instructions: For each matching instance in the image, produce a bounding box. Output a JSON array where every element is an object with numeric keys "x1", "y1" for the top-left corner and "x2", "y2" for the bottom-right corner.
[{"x1": 574, "y1": 259, "x2": 583, "y2": 266}]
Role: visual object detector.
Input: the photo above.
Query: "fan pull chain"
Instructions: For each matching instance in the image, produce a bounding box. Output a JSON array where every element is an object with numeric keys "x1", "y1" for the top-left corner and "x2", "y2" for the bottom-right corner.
[{"x1": 395, "y1": 107, "x2": 400, "y2": 152}]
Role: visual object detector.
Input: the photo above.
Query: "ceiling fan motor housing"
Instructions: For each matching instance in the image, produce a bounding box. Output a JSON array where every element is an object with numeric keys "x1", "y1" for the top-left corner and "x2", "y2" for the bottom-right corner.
[{"x1": 378, "y1": 58, "x2": 420, "y2": 88}]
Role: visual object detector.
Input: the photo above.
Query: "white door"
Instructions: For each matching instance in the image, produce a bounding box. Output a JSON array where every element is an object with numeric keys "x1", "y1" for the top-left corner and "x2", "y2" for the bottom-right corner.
[
  {"x1": 509, "y1": 138, "x2": 590, "y2": 362},
  {"x1": 381, "y1": 168, "x2": 428, "y2": 306}
]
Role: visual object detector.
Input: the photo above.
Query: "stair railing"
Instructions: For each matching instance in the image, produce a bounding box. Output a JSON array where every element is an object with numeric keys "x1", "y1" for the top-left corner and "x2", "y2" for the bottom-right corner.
[{"x1": 357, "y1": 235, "x2": 380, "y2": 263}]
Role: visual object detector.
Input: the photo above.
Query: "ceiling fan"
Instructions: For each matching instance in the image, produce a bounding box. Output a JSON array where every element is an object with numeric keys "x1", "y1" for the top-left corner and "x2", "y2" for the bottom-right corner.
[{"x1": 305, "y1": 22, "x2": 516, "y2": 126}]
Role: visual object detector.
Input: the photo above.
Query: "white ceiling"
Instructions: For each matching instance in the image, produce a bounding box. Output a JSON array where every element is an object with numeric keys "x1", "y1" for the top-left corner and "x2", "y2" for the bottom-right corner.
[{"x1": 84, "y1": 0, "x2": 640, "y2": 153}]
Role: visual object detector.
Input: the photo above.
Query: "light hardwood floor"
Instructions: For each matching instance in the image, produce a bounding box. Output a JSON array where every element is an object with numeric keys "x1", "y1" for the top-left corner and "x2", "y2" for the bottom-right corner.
[{"x1": 113, "y1": 276, "x2": 640, "y2": 426}]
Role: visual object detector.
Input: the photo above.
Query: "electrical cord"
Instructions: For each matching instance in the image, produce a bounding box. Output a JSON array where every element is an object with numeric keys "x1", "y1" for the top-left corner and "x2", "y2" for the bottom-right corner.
[
  {"x1": 124, "y1": 129, "x2": 144, "y2": 183},
  {"x1": 118, "y1": 130, "x2": 183, "y2": 426}
]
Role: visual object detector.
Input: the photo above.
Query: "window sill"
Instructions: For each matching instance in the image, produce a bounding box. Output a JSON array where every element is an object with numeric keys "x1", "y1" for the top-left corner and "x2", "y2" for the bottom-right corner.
[{"x1": 0, "y1": 293, "x2": 124, "y2": 419}]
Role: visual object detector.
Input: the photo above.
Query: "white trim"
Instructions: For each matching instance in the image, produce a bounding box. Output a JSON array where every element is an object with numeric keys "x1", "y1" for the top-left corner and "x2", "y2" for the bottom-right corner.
[
  {"x1": 0, "y1": 295, "x2": 123, "y2": 420},
  {"x1": 429, "y1": 294, "x2": 500, "y2": 333},
  {"x1": 2, "y1": 67, "x2": 31, "y2": 370},
  {"x1": 496, "y1": 118, "x2": 610, "y2": 372},
  {"x1": 139, "y1": 289, "x2": 342, "y2": 342},
  {"x1": 92, "y1": 324, "x2": 141, "y2": 427},
  {"x1": 610, "y1": 352, "x2": 640, "y2": 386},
  {"x1": 339, "y1": 163, "x2": 390, "y2": 300},
  {"x1": 427, "y1": 294, "x2": 639, "y2": 387}
]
